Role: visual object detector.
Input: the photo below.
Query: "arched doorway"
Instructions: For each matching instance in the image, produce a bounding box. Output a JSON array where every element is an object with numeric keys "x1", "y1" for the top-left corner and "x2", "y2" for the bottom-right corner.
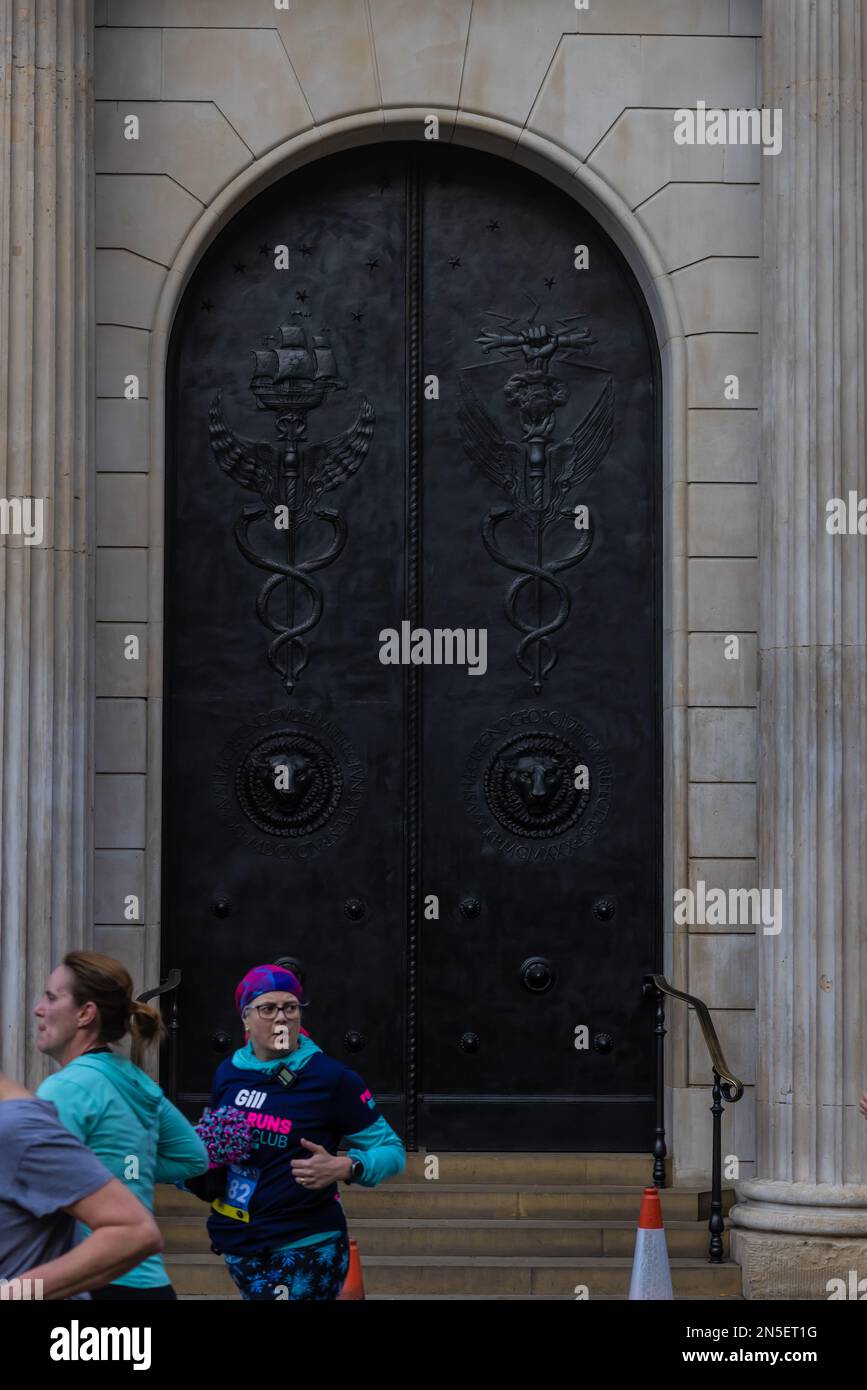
[{"x1": 163, "y1": 142, "x2": 661, "y2": 1149}]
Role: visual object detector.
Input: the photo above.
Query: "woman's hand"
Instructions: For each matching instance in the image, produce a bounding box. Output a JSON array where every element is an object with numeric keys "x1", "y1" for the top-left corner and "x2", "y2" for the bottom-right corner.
[{"x1": 290, "y1": 1138, "x2": 352, "y2": 1191}]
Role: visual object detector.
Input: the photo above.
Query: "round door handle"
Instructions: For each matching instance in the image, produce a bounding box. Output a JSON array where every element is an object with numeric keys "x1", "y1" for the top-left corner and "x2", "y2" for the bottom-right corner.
[
  {"x1": 520, "y1": 956, "x2": 555, "y2": 993},
  {"x1": 344, "y1": 898, "x2": 365, "y2": 921},
  {"x1": 593, "y1": 897, "x2": 616, "y2": 921},
  {"x1": 212, "y1": 896, "x2": 232, "y2": 918},
  {"x1": 593, "y1": 1031, "x2": 614, "y2": 1054},
  {"x1": 344, "y1": 1030, "x2": 366, "y2": 1052},
  {"x1": 459, "y1": 897, "x2": 481, "y2": 919},
  {"x1": 459, "y1": 1031, "x2": 481, "y2": 1053},
  {"x1": 212, "y1": 1030, "x2": 232, "y2": 1053}
]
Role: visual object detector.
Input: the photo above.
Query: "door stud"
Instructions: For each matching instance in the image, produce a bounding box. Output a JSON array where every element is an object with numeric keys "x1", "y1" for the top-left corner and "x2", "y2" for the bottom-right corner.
[{"x1": 520, "y1": 956, "x2": 555, "y2": 993}]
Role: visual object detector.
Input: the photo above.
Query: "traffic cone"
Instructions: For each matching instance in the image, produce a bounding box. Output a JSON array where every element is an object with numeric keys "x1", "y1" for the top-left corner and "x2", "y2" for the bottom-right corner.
[
  {"x1": 628, "y1": 1187, "x2": 674, "y2": 1300},
  {"x1": 338, "y1": 1238, "x2": 365, "y2": 1300}
]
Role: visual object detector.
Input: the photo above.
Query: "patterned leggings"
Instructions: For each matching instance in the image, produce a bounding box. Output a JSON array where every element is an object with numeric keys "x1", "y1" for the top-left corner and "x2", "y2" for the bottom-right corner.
[{"x1": 224, "y1": 1233, "x2": 350, "y2": 1301}]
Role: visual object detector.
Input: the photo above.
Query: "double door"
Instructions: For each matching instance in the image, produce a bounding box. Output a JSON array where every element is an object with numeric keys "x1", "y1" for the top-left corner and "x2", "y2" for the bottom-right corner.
[{"x1": 163, "y1": 142, "x2": 661, "y2": 1148}]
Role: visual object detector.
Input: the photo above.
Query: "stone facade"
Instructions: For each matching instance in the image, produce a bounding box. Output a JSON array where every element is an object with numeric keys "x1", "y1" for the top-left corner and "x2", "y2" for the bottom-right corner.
[
  {"x1": 2, "y1": 0, "x2": 865, "y2": 1298},
  {"x1": 0, "y1": 0, "x2": 94, "y2": 1085},
  {"x1": 89, "y1": 0, "x2": 763, "y2": 1187},
  {"x1": 729, "y1": 0, "x2": 867, "y2": 1298}
]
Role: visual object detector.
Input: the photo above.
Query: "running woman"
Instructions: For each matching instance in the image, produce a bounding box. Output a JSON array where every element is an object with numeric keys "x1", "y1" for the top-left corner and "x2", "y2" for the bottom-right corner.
[
  {"x1": 206, "y1": 963, "x2": 405, "y2": 1300},
  {"x1": 35, "y1": 951, "x2": 209, "y2": 1300}
]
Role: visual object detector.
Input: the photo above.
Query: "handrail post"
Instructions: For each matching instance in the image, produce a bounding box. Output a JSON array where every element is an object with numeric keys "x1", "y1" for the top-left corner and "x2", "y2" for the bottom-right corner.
[
  {"x1": 169, "y1": 989, "x2": 180, "y2": 1104},
  {"x1": 137, "y1": 968, "x2": 182, "y2": 1103},
  {"x1": 709, "y1": 1069, "x2": 724, "y2": 1263},
  {"x1": 644, "y1": 976, "x2": 668, "y2": 1188},
  {"x1": 646, "y1": 975, "x2": 742, "y2": 1265},
  {"x1": 652, "y1": 986, "x2": 667, "y2": 1187}
]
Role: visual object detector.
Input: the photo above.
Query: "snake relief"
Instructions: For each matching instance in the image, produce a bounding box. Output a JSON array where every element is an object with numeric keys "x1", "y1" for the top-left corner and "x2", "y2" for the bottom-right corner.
[
  {"x1": 209, "y1": 323, "x2": 374, "y2": 694},
  {"x1": 458, "y1": 302, "x2": 614, "y2": 692}
]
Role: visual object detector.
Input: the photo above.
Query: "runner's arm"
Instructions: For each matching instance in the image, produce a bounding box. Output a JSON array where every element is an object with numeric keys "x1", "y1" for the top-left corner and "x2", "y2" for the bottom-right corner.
[
  {"x1": 343, "y1": 1115, "x2": 406, "y2": 1187},
  {"x1": 16, "y1": 1178, "x2": 162, "y2": 1300},
  {"x1": 333, "y1": 1067, "x2": 406, "y2": 1188},
  {"x1": 154, "y1": 1094, "x2": 210, "y2": 1183}
]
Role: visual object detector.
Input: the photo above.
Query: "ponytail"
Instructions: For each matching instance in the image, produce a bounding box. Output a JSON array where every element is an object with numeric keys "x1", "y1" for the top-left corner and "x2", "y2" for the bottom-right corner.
[
  {"x1": 63, "y1": 951, "x2": 166, "y2": 1065},
  {"x1": 127, "y1": 997, "x2": 166, "y2": 1067}
]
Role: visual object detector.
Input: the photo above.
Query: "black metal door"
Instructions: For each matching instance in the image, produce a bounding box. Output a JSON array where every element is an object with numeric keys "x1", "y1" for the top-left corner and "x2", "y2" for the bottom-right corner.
[{"x1": 164, "y1": 143, "x2": 660, "y2": 1149}]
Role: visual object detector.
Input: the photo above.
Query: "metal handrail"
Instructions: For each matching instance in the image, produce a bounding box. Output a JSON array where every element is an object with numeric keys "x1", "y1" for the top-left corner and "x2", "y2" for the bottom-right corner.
[
  {"x1": 137, "y1": 967, "x2": 181, "y2": 1007},
  {"x1": 643, "y1": 972, "x2": 745, "y2": 1264},
  {"x1": 137, "y1": 968, "x2": 182, "y2": 1102},
  {"x1": 646, "y1": 974, "x2": 744, "y2": 1101}
]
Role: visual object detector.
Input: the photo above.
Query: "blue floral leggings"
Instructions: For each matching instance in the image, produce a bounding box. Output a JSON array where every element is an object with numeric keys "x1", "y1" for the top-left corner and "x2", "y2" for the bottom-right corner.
[{"x1": 224, "y1": 1234, "x2": 350, "y2": 1301}]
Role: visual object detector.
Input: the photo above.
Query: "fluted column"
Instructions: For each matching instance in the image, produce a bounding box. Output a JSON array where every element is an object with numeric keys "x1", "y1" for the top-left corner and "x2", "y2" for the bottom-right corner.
[
  {"x1": 0, "y1": 1, "x2": 94, "y2": 1085},
  {"x1": 730, "y1": 0, "x2": 867, "y2": 1298}
]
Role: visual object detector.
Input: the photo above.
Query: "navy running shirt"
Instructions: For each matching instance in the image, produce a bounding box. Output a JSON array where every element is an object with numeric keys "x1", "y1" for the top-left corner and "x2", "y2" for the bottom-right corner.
[{"x1": 206, "y1": 1051, "x2": 381, "y2": 1254}]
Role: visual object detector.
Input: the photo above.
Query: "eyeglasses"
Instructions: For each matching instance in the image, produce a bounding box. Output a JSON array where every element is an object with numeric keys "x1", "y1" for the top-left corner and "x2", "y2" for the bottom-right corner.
[{"x1": 248, "y1": 1002, "x2": 301, "y2": 1020}]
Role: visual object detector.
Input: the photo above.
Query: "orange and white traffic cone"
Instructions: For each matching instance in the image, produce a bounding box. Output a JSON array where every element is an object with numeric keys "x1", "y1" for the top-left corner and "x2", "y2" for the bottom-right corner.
[
  {"x1": 338, "y1": 1238, "x2": 365, "y2": 1300},
  {"x1": 628, "y1": 1187, "x2": 674, "y2": 1300}
]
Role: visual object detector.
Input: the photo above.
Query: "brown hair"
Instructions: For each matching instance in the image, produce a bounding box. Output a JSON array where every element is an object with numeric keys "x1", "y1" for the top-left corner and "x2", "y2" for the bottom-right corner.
[{"x1": 63, "y1": 951, "x2": 165, "y2": 1066}]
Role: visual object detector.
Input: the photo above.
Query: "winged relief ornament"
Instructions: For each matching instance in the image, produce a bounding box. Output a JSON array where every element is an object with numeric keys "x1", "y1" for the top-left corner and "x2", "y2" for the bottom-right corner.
[
  {"x1": 458, "y1": 303, "x2": 614, "y2": 691},
  {"x1": 209, "y1": 323, "x2": 374, "y2": 693}
]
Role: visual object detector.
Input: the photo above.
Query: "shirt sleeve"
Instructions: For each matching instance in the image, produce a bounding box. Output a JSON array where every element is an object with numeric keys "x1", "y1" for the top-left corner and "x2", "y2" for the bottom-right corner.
[
  {"x1": 331, "y1": 1065, "x2": 384, "y2": 1136},
  {"x1": 332, "y1": 1067, "x2": 406, "y2": 1188},
  {"x1": 12, "y1": 1124, "x2": 114, "y2": 1218},
  {"x1": 343, "y1": 1115, "x2": 406, "y2": 1188},
  {"x1": 36, "y1": 1072, "x2": 102, "y2": 1145},
  {"x1": 153, "y1": 1096, "x2": 210, "y2": 1185}
]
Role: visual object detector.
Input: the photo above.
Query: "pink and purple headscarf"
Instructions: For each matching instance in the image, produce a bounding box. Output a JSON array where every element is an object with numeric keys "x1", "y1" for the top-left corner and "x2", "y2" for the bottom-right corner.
[{"x1": 235, "y1": 964, "x2": 304, "y2": 1016}]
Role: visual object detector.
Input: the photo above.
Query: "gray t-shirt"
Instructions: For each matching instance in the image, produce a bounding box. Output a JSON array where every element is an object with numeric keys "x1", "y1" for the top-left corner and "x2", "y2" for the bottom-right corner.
[{"x1": 0, "y1": 1097, "x2": 114, "y2": 1297}]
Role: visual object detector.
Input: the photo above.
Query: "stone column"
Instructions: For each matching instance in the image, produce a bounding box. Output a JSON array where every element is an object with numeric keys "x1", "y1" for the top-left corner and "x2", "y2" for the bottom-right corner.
[
  {"x1": 730, "y1": 0, "x2": 867, "y2": 1298},
  {"x1": 0, "y1": 1, "x2": 94, "y2": 1085}
]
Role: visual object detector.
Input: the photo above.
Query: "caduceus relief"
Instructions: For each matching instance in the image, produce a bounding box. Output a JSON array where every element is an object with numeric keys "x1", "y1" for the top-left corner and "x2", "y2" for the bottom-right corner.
[
  {"x1": 458, "y1": 303, "x2": 614, "y2": 693},
  {"x1": 209, "y1": 323, "x2": 374, "y2": 694}
]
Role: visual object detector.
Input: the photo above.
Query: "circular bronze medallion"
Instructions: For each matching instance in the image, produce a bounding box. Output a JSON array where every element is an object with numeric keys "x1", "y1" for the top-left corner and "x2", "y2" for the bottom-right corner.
[
  {"x1": 235, "y1": 729, "x2": 342, "y2": 837},
  {"x1": 484, "y1": 729, "x2": 589, "y2": 838},
  {"x1": 463, "y1": 708, "x2": 612, "y2": 863},
  {"x1": 214, "y1": 708, "x2": 365, "y2": 860}
]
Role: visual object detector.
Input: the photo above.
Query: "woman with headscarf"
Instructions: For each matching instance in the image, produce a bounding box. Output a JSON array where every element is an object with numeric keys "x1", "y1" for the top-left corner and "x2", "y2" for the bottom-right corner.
[
  {"x1": 204, "y1": 963, "x2": 405, "y2": 1301},
  {"x1": 34, "y1": 951, "x2": 209, "y2": 1300}
]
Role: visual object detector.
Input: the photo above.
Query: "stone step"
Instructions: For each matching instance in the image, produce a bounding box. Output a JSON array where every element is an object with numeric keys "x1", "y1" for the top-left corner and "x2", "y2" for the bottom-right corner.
[
  {"x1": 346, "y1": 1183, "x2": 732, "y2": 1222},
  {"x1": 155, "y1": 1181, "x2": 726, "y2": 1222},
  {"x1": 336, "y1": 1292, "x2": 745, "y2": 1301},
  {"x1": 164, "y1": 1252, "x2": 742, "y2": 1298},
  {"x1": 155, "y1": 1152, "x2": 671, "y2": 1190},
  {"x1": 159, "y1": 1214, "x2": 727, "y2": 1259},
  {"x1": 383, "y1": 1153, "x2": 671, "y2": 1185},
  {"x1": 179, "y1": 1292, "x2": 744, "y2": 1301}
]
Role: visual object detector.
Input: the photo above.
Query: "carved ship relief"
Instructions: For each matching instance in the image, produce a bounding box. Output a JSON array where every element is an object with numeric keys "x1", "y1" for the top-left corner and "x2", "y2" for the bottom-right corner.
[{"x1": 209, "y1": 322, "x2": 375, "y2": 694}]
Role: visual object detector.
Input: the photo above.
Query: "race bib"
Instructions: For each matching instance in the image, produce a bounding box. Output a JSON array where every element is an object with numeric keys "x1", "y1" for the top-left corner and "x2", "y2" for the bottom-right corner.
[{"x1": 212, "y1": 1164, "x2": 259, "y2": 1223}]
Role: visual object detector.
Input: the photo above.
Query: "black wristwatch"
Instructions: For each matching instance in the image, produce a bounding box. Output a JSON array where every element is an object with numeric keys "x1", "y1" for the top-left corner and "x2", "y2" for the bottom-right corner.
[{"x1": 345, "y1": 1158, "x2": 364, "y2": 1185}]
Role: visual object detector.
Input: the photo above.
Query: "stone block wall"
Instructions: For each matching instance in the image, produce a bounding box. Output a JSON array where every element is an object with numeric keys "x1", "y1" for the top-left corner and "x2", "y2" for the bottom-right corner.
[{"x1": 92, "y1": 0, "x2": 763, "y2": 1179}]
